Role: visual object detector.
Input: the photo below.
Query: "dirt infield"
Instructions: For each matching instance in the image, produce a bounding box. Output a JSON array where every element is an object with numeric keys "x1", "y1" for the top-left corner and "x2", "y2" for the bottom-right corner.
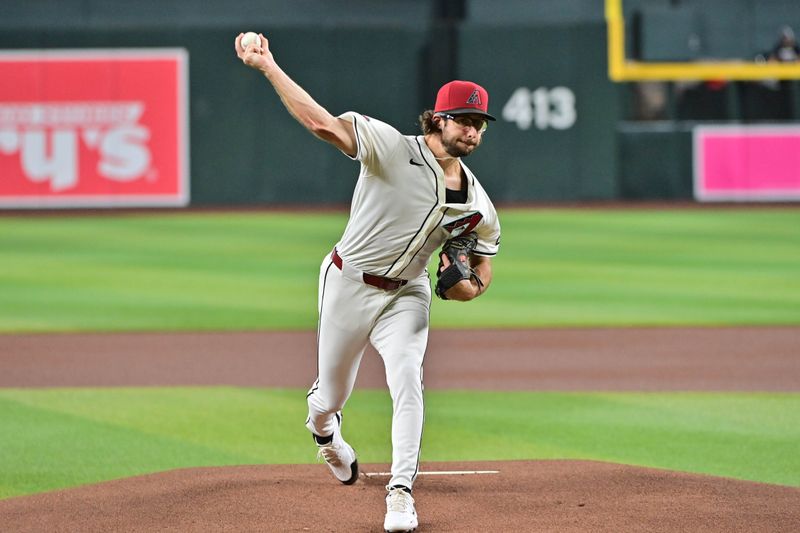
[
  {"x1": 1, "y1": 326, "x2": 799, "y2": 531},
  {"x1": 2, "y1": 461, "x2": 799, "y2": 532},
  {"x1": 3, "y1": 326, "x2": 799, "y2": 390}
]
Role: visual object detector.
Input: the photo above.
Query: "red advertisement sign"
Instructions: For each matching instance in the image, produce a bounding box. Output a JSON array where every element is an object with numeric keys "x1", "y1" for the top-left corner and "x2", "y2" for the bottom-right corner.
[{"x1": 0, "y1": 49, "x2": 189, "y2": 208}]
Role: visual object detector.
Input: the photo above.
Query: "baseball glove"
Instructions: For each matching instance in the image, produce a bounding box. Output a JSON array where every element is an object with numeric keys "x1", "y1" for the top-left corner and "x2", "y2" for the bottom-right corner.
[{"x1": 435, "y1": 232, "x2": 479, "y2": 300}]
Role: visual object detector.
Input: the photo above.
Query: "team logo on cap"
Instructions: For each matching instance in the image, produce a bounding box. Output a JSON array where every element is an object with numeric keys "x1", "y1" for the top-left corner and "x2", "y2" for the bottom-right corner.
[{"x1": 466, "y1": 89, "x2": 481, "y2": 105}]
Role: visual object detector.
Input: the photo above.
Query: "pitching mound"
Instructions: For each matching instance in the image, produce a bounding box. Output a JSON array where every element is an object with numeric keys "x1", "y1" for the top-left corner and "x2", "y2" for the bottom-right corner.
[{"x1": 1, "y1": 460, "x2": 798, "y2": 532}]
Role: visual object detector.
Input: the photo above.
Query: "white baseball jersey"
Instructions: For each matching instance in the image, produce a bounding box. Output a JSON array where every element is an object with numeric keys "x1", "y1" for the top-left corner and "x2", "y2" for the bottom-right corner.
[
  {"x1": 306, "y1": 110, "x2": 500, "y2": 492},
  {"x1": 335, "y1": 111, "x2": 501, "y2": 280}
]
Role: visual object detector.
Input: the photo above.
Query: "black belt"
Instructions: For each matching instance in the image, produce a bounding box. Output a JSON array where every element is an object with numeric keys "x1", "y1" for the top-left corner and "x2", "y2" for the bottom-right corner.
[{"x1": 331, "y1": 249, "x2": 408, "y2": 291}]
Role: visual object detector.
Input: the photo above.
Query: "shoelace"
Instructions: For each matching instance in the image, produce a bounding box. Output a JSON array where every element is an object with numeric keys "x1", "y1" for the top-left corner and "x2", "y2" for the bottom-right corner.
[
  {"x1": 317, "y1": 444, "x2": 342, "y2": 466},
  {"x1": 386, "y1": 489, "x2": 414, "y2": 512}
]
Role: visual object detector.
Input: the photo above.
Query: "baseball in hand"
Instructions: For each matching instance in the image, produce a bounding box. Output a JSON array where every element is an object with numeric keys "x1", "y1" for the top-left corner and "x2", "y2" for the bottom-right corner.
[{"x1": 241, "y1": 32, "x2": 260, "y2": 49}]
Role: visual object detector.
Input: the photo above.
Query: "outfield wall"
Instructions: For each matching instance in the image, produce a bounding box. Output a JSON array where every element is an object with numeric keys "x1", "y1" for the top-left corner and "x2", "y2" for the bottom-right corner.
[{"x1": 0, "y1": 0, "x2": 797, "y2": 207}]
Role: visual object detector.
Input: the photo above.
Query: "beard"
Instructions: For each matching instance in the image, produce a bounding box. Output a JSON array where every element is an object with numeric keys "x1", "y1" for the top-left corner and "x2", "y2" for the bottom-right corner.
[{"x1": 441, "y1": 132, "x2": 480, "y2": 158}]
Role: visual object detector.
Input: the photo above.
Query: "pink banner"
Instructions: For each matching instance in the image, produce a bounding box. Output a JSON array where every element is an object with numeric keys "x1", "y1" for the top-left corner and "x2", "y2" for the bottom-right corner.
[
  {"x1": 0, "y1": 49, "x2": 189, "y2": 208},
  {"x1": 694, "y1": 125, "x2": 800, "y2": 201}
]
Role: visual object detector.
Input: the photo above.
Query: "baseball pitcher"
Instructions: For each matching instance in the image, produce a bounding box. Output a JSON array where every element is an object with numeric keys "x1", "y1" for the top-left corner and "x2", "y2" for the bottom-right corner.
[{"x1": 235, "y1": 32, "x2": 500, "y2": 533}]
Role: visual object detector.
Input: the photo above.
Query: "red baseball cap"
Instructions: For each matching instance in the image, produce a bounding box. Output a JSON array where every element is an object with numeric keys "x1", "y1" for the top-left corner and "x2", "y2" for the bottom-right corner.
[{"x1": 434, "y1": 80, "x2": 496, "y2": 121}]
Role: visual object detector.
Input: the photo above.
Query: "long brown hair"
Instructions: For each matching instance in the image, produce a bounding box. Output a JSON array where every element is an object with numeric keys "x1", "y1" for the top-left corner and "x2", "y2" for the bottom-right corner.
[{"x1": 418, "y1": 109, "x2": 439, "y2": 135}]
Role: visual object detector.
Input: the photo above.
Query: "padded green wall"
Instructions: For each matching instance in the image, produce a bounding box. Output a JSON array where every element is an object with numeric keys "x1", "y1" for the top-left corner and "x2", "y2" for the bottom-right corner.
[
  {"x1": 4, "y1": 1, "x2": 795, "y2": 205},
  {"x1": 0, "y1": 22, "x2": 619, "y2": 205},
  {"x1": 457, "y1": 22, "x2": 619, "y2": 202}
]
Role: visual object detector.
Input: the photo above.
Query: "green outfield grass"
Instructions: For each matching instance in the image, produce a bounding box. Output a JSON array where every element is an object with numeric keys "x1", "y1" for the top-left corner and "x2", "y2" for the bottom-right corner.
[
  {"x1": 1, "y1": 208, "x2": 798, "y2": 501},
  {"x1": 0, "y1": 387, "x2": 797, "y2": 498},
  {"x1": 1, "y1": 208, "x2": 799, "y2": 332}
]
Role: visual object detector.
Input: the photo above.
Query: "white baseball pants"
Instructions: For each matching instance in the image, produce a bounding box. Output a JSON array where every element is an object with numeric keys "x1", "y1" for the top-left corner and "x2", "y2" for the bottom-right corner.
[{"x1": 306, "y1": 251, "x2": 431, "y2": 489}]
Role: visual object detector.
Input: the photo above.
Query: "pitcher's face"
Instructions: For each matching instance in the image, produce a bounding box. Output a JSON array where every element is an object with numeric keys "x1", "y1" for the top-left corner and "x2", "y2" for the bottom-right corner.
[{"x1": 438, "y1": 114, "x2": 485, "y2": 158}]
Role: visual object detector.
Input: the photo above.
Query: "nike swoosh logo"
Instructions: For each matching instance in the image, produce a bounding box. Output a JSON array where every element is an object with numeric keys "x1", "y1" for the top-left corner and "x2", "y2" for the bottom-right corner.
[{"x1": 409, "y1": 158, "x2": 424, "y2": 166}]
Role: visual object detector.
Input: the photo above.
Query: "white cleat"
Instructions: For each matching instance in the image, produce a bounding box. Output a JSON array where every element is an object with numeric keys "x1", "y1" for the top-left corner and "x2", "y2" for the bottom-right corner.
[
  {"x1": 384, "y1": 486, "x2": 418, "y2": 532},
  {"x1": 315, "y1": 422, "x2": 358, "y2": 485}
]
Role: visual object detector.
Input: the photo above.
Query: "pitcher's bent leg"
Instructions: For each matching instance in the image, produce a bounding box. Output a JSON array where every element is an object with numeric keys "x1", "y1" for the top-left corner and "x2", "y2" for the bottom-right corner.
[{"x1": 306, "y1": 256, "x2": 372, "y2": 438}]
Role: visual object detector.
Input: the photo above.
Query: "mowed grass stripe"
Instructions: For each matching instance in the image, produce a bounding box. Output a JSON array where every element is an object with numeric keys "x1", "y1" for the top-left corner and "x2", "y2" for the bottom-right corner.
[
  {"x1": 0, "y1": 388, "x2": 797, "y2": 498},
  {"x1": 492, "y1": 209, "x2": 800, "y2": 326},
  {"x1": 1, "y1": 208, "x2": 798, "y2": 331},
  {"x1": 0, "y1": 396, "x2": 248, "y2": 499}
]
